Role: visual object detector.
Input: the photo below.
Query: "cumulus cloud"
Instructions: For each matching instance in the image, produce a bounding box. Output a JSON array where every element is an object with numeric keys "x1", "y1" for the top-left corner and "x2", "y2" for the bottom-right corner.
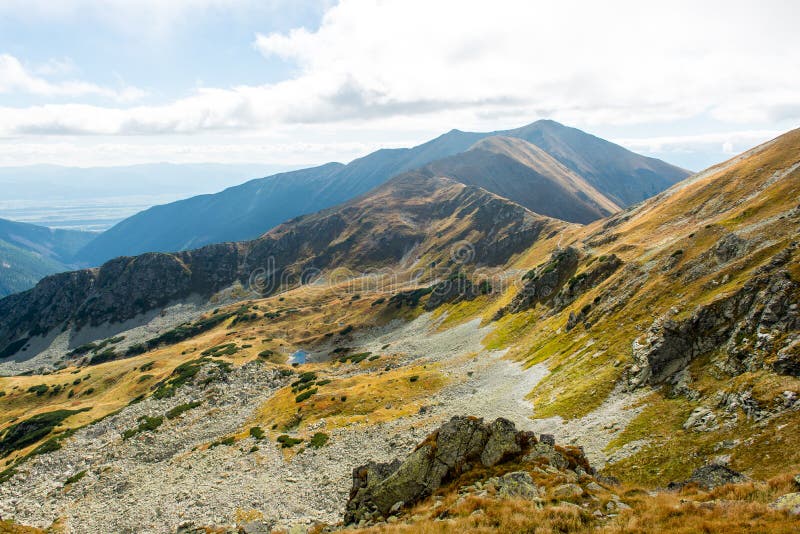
[{"x1": 0, "y1": 54, "x2": 146, "y2": 102}]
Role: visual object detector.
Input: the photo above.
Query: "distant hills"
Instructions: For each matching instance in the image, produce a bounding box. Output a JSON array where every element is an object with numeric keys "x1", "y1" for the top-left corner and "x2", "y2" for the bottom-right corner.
[
  {"x1": 75, "y1": 120, "x2": 689, "y2": 265},
  {"x1": 0, "y1": 218, "x2": 96, "y2": 297},
  {"x1": 0, "y1": 120, "x2": 690, "y2": 298}
]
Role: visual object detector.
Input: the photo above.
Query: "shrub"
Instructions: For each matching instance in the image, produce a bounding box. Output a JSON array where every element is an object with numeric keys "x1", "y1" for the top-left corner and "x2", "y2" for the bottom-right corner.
[
  {"x1": 138, "y1": 374, "x2": 154, "y2": 383},
  {"x1": 27, "y1": 384, "x2": 49, "y2": 396},
  {"x1": 0, "y1": 408, "x2": 90, "y2": 457},
  {"x1": 165, "y1": 401, "x2": 202, "y2": 420},
  {"x1": 64, "y1": 470, "x2": 87, "y2": 485},
  {"x1": 249, "y1": 426, "x2": 265, "y2": 440},
  {"x1": 371, "y1": 297, "x2": 386, "y2": 306},
  {"x1": 277, "y1": 435, "x2": 303, "y2": 448},
  {"x1": 295, "y1": 388, "x2": 318, "y2": 403},
  {"x1": 409, "y1": 375, "x2": 420, "y2": 382},
  {"x1": 83, "y1": 388, "x2": 95, "y2": 396},
  {"x1": 316, "y1": 379, "x2": 332, "y2": 386},
  {"x1": 292, "y1": 372, "x2": 317, "y2": 386},
  {"x1": 139, "y1": 361, "x2": 155, "y2": 372},
  {"x1": 152, "y1": 357, "x2": 231, "y2": 399},
  {"x1": 339, "y1": 325, "x2": 354, "y2": 336},
  {"x1": 202, "y1": 343, "x2": 239, "y2": 357},
  {"x1": 339, "y1": 352, "x2": 371, "y2": 364},
  {"x1": 122, "y1": 415, "x2": 164, "y2": 440},
  {"x1": 294, "y1": 381, "x2": 315, "y2": 393},
  {"x1": 88, "y1": 348, "x2": 119, "y2": 366},
  {"x1": 309, "y1": 432, "x2": 329, "y2": 449},
  {"x1": 209, "y1": 436, "x2": 236, "y2": 448},
  {"x1": 135, "y1": 312, "x2": 234, "y2": 354}
]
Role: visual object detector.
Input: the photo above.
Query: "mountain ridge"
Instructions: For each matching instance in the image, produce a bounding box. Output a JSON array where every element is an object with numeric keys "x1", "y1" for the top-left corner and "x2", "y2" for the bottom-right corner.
[{"x1": 75, "y1": 120, "x2": 689, "y2": 265}]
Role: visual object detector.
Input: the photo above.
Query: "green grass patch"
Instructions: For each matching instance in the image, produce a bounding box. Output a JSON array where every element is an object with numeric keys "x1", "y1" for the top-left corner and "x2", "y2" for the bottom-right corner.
[{"x1": 309, "y1": 432, "x2": 329, "y2": 449}]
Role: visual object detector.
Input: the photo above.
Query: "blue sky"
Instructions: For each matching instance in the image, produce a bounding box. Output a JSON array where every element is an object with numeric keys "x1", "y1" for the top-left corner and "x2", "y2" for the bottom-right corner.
[{"x1": 0, "y1": 0, "x2": 798, "y2": 171}]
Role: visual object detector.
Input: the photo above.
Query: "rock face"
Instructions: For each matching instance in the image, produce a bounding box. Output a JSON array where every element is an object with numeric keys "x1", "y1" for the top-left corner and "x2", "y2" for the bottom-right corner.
[
  {"x1": 497, "y1": 247, "x2": 579, "y2": 317},
  {"x1": 628, "y1": 246, "x2": 799, "y2": 388},
  {"x1": 551, "y1": 254, "x2": 622, "y2": 312},
  {"x1": 423, "y1": 273, "x2": 490, "y2": 311},
  {"x1": 343, "y1": 416, "x2": 591, "y2": 525}
]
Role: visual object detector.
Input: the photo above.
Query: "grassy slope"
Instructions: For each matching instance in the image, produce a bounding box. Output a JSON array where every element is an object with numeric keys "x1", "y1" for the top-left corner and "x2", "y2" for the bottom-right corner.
[{"x1": 475, "y1": 129, "x2": 800, "y2": 485}]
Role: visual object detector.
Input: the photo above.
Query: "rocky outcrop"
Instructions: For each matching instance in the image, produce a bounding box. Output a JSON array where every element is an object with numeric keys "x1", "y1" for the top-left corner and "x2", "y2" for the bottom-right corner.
[
  {"x1": 669, "y1": 463, "x2": 747, "y2": 490},
  {"x1": 424, "y1": 273, "x2": 491, "y2": 310},
  {"x1": 495, "y1": 247, "x2": 579, "y2": 318},
  {"x1": 343, "y1": 416, "x2": 591, "y2": 525},
  {"x1": 627, "y1": 246, "x2": 799, "y2": 388},
  {"x1": 551, "y1": 254, "x2": 622, "y2": 312}
]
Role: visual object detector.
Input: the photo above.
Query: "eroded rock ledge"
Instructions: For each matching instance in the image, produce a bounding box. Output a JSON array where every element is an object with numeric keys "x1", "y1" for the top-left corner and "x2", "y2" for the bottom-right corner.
[{"x1": 343, "y1": 416, "x2": 591, "y2": 526}]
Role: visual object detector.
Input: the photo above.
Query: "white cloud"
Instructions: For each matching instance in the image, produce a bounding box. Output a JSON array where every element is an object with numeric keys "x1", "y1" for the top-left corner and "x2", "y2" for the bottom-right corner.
[
  {"x1": 1, "y1": 0, "x2": 798, "y2": 139},
  {"x1": 0, "y1": 139, "x2": 391, "y2": 167},
  {"x1": 613, "y1": 130, "x2": 785, "y2": 155},
  {"x1": 0, "y1": 0, "x2": 797, "y2": 169},
  {"x1": 0, "y1": 54, "x2": 146, "y2": 102}
]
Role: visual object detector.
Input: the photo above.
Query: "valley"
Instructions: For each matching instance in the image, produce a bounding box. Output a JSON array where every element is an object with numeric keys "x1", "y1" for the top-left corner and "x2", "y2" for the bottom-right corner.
[{"x1": 0, "y1": 127, "x2": 798, "y2": 533}]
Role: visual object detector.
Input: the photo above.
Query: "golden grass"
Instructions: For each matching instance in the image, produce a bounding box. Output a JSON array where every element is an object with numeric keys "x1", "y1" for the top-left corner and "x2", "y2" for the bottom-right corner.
[
  {"x1": 248, "y1": 361, "x2": 448, "y2": 440},
  {"x1": 342, "y1": 470, "x2": 800, "y2": 534}
]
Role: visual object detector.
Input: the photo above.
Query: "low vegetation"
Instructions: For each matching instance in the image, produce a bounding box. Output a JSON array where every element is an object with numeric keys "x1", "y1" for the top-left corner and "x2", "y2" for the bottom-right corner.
[
  {"x1": 122, "y1": 415, "x2": 164, "y2": 440},
  {"x1": 0, "y1": 408, "x2": 90, "y2": 458}
]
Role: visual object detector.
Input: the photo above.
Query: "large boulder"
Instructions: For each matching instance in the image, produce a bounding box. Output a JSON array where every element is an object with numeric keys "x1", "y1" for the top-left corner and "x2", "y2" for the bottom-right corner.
[
  {"x1": 669, "y1": 463, "x2": 748, "y2": 490},
  {"x1": 771, "y1": 492, "x2": 800, "y2": 515},
  {"x1": 344, "y1": 416, "x2": 556, "y2": 524}
]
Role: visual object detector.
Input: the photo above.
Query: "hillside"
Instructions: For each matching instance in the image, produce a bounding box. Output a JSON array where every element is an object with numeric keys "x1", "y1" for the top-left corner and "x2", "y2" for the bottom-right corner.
[
  {"x1": 0, "y1": 131, "x2": 796, "y2": 533},
  {"x1": 425, "y1": 136, "x2": 621, "y2": 223},
  {"x1": 0, "y1": 172, "x2": 561, "y2": 363},
  {"x1": 0, "y1": 218, "x2": 96, "y2": 297},
  {"x1": 506, "y1": 119, "x2": 690, "y2": 206},
  {"x1": 75, "y1": 120, "x2": 688, "y2": 265}
]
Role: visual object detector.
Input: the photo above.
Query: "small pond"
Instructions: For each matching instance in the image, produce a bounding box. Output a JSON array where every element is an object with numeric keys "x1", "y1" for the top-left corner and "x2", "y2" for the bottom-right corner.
[{"x1": 290, "y1": 350, "x2": 307, "y2": 364}]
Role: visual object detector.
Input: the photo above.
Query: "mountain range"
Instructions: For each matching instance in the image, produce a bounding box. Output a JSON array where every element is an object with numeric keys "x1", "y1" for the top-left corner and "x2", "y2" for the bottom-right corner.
[
  {"x1": 74, "y1": 120, "x2": 689, "y2": 265},
  {"x1": 0, "y1": 125, "x2": 797, "y2": 533}
]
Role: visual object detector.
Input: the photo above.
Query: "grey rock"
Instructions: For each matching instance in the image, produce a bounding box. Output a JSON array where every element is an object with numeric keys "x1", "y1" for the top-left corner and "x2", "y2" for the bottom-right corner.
[
  {"x1": 552, "y1": 483, "x2": 583, "y2": 499},
  {"x1": 670, "y1": 464, "x2": 747, "y2": 490},
  {"x1": 480, "y1": 418, "x2": 521, "y2": 467},
  {"x1": 344, "y1": 416, "x2": 573, "y2": 524},
  {"x1": 770, "y1": 492, "x2": 800, "y2": 515}
]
